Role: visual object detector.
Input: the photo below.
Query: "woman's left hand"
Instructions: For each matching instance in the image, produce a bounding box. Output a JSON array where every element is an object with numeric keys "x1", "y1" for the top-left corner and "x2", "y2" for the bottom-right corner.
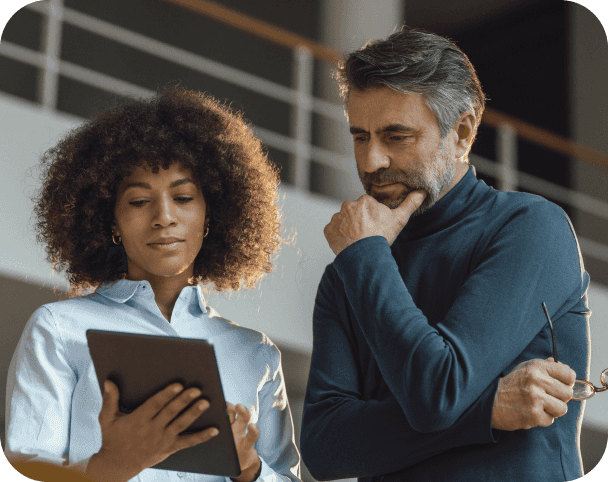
[{"x1": 227, "y1": 403, "x2": 261, "y2": 482}]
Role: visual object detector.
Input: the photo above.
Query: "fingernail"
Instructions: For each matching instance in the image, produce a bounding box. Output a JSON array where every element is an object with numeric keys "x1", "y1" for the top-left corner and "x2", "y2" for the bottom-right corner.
[
  {"x1": 210, "y1": 428, "x2": 219, "y2": 436},
  {"x1": 197, "y1": 400, "x2": 208, "y2": 410}
]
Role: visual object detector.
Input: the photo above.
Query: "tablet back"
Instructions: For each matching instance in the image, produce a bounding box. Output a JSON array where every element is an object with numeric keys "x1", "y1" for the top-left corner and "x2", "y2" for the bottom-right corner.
[{"x1": 86, "y1": 329, "x2": 240, "y2": 477}]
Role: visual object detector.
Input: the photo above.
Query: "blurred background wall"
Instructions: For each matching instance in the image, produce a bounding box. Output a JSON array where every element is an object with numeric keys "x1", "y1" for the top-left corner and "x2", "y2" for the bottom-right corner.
[{"x1": 1, "y1": 1, "x2": 607, "y2": 481}]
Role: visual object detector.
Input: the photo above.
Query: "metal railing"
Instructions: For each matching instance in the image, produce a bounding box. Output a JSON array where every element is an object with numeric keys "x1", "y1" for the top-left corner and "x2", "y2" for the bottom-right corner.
[{"x1": 1, "y1": 0, "x2": 608, "y2": 264}]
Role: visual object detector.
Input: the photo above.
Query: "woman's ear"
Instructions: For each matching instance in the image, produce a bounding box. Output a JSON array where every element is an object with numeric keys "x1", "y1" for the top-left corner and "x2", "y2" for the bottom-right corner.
[{"x1": 203, "y1": 215, "x2": 211, "y2": 238}]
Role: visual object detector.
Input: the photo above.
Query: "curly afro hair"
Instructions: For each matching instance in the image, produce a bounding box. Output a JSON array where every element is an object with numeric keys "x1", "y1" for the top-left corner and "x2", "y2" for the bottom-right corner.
[{"x1": 32, "y1": 86, "x2": 284, "y2": 294}]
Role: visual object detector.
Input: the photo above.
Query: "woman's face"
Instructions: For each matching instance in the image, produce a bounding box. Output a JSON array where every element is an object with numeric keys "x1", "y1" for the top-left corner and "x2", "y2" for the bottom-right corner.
[{"x1": 113, "y1": 162, "x2": 209, "y2": 282}]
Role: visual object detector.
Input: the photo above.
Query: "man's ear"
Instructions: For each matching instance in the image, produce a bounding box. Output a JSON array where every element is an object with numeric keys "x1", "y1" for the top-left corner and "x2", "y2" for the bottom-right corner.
[{"x1": 454, "y1": 111, "x2": 476, "y2": 159}]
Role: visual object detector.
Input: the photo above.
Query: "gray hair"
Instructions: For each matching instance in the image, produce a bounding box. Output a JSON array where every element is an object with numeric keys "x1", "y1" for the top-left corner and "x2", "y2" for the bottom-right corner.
[{"x1": 335, "y1": 26, "x2": 486, "y2": 141}]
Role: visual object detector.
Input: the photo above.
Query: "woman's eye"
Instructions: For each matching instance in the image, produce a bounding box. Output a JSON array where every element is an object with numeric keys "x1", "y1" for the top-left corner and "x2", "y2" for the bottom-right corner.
[{"x1": 129, "y1": 197, "x2": 193, "y2": 206}]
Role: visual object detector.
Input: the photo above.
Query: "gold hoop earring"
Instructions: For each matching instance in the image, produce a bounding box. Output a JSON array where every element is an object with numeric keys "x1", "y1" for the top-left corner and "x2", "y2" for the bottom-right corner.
[
  {"x1": 112, "y1": 233, "x2": 122, "y2": 245},
  {"x1": 203, "y1": 225, "x2": 210, "y2": 238}
]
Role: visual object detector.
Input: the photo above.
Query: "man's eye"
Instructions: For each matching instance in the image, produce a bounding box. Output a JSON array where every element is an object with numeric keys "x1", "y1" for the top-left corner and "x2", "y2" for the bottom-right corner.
[
  {"x1": 390, "y1": 135, "x2": 409, "y2": 141},
  {"x1": 354, "y1": 136, "x2": 368, "y2": 142}
]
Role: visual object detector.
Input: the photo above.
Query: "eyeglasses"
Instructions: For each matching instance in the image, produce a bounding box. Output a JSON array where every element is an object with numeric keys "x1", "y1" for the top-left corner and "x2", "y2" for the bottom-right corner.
[{"x1": 542, "y1": 302, "x2": 607, "y2": 401}]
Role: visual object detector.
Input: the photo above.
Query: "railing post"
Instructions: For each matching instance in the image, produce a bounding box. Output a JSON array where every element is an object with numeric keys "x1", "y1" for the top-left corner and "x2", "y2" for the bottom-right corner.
[
  {"x1": 497, "y1": 123, "x2": 518, "y2": 192},
  {"x1": 40, "y1": 0, "x2": 64, "y2": 111},
  {"x1": 291, "y1": 45, "x2": 313, "y2": 191}
]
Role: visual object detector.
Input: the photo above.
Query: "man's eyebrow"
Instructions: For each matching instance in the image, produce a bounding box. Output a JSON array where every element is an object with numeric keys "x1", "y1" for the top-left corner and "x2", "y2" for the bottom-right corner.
[
  {"x1": 349, "y1": 124, "x2": 417, "y2": 135},
  {"x1": 380, "y1": 123, "x2": 417, "y2": 133},
  {"x1": 122, "y1": 178, "x2": 195, "y2": 190}
]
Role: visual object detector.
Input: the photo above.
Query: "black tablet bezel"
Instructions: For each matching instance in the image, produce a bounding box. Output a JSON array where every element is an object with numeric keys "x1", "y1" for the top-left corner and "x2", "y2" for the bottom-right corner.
[{"x1": 86, "y1": 329, "x2": 240, "y2": 477}]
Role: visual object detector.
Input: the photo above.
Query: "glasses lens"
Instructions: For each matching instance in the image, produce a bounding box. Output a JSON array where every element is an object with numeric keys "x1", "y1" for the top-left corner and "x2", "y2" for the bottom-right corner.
[
  {"x1": 602, "y1": 368, "x2": 608, "y2": 386},
  {"x1": 572, "y1": 380, "x2": 595, "y2": 400}
]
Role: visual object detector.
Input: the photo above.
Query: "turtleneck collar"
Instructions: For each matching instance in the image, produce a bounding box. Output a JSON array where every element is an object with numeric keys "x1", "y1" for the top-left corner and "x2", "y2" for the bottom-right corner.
[{"x1": 397, "y1": 165, "x2": 492, "y2": 242}]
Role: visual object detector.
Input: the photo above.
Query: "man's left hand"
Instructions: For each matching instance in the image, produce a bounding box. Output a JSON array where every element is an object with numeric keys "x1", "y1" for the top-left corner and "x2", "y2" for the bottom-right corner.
[
  {"x1": 324, "y1": 190, "x2": 427, "y2": 256},
  {"x1": 491, "y1": 358, "x2": 575, "y2": 431}
]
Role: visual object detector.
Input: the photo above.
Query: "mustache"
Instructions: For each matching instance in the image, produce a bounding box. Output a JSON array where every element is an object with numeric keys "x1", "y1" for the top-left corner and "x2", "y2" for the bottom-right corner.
[{"x1": 362, "y1": 169, "x2": 422, "y2": 188}]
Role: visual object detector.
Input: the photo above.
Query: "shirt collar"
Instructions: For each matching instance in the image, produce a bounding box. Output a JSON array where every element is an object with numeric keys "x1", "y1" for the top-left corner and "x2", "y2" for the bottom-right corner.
[{"x1": 95, "y1": 278, "x2": 208, "y2": 314}]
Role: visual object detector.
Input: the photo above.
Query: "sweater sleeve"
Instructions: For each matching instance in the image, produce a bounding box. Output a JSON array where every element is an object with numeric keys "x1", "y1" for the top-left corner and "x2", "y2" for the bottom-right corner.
[
  {"x1": 331, "y1": 200, "x2": 585, "y2": 433},
  {"x1": 300, "y1": 265, "x2": 499, "y2": 481}
]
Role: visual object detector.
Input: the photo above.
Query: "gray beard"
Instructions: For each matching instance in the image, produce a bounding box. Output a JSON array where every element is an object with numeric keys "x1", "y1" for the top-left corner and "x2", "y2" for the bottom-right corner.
[{"x1": 359, "y1": 143, "x2": 456, "y2": 216}]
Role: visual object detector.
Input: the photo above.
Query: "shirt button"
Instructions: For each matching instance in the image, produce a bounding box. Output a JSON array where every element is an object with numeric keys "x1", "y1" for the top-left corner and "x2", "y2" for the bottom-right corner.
[{"x1": 177, "y1": 472, "x2": 185, "y2": 478}]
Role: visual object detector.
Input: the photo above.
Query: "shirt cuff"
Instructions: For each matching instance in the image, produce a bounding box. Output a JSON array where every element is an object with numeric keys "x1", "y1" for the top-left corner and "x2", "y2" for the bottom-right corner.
[
  {"x1": 71, "y1": 455, "x2": 92, "y2": 475},
  {"x1": 227, "y1": 456, "x2": 269, "y2": 482},
  {"x1": 256, "y1": 456, "x2": 273, "y2": 481}
]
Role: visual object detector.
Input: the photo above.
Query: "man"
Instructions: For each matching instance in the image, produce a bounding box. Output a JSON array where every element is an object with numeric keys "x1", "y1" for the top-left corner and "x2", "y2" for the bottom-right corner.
[{"x1": 300, "y1": 27, "x2": 589, "y2": 482}]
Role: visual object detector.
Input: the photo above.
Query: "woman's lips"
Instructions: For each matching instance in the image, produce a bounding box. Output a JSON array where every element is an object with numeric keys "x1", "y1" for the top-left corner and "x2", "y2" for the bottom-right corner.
[{"x1": 147, "y1": 240, "x2": 184, "y2": 251}]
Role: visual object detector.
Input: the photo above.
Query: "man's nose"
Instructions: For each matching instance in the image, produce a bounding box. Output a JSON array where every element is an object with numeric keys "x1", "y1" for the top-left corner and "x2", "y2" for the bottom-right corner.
[{"x1": 360, "y1": 140, "x2": 390, "y2": 174}]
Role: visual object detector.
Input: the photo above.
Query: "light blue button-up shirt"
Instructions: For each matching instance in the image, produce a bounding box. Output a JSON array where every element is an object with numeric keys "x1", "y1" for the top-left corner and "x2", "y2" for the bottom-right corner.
[{"x1": 5, "y1": 278, "x2": 301, "y2": 482}]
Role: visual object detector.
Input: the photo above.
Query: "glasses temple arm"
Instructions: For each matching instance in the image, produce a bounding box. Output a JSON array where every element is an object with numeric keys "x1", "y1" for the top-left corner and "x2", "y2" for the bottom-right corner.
[{"x1": 542, "y1": 302, "x2": 559, "y2": 363}]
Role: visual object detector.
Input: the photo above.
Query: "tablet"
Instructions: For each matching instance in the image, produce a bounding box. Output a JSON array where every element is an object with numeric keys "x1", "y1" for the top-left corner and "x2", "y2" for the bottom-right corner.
[{"x1": 86, "y1": 329, "x2": 240, "y2": 477}]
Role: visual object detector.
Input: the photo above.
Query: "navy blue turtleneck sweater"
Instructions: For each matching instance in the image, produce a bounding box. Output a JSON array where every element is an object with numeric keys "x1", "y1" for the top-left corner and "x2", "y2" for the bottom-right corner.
[{"x1": 301, "y1": 166, "x2": 590, "y2": 482}]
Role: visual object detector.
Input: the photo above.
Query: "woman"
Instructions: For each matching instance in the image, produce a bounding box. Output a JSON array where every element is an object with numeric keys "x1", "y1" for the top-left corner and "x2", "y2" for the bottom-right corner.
[{"x1": 5, "y1": 86, "x2": 300, "y2": 482}]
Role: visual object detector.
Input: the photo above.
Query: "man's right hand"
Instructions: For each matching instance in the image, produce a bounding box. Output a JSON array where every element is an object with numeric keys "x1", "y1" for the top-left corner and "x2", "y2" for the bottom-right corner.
[
  {"x1": 86, "y1": 380, "x2": 219, "y2": 482},
  {"x1": 491, "y1": 357, "x2": 576, "y2": 431}
]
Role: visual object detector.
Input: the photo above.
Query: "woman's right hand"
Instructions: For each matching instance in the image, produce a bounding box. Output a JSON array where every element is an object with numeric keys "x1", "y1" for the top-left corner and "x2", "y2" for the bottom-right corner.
[{"x1": 86, "y1": 380, "x2": 219, "y2": 482}]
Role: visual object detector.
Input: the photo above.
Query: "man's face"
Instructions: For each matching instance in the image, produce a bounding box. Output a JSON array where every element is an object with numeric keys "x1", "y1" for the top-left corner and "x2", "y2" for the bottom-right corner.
[{"x1": 348, "y1": 87, "x2": 464, "y2": 215}]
